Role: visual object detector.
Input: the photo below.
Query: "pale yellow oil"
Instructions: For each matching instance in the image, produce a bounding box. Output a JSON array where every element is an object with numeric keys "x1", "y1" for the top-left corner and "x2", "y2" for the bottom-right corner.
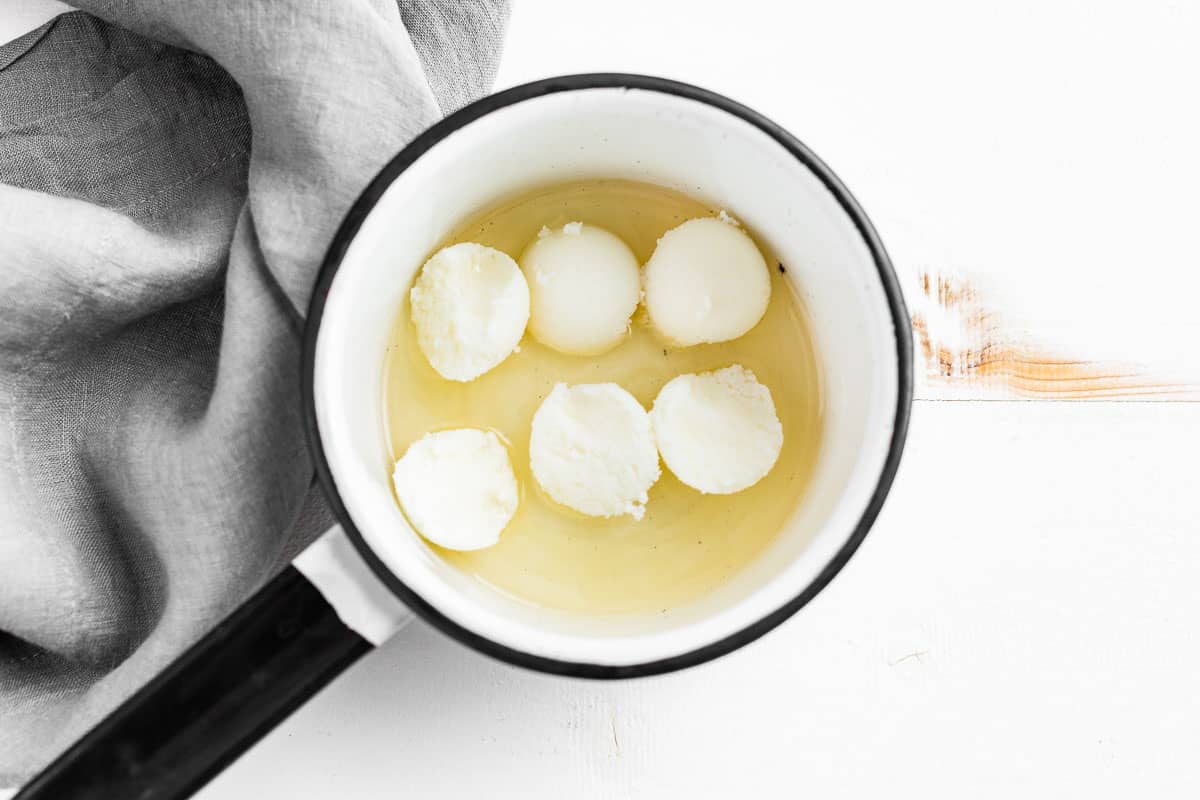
[{"x1": 383, "y1": 179, "x2": 822, "y2": 615}]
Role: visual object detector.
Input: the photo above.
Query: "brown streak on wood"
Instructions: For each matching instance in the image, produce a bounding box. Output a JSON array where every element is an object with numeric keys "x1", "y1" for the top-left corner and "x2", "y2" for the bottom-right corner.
[{"x1": 912, "y1": 271, "x2": 1181, "y2": 399}]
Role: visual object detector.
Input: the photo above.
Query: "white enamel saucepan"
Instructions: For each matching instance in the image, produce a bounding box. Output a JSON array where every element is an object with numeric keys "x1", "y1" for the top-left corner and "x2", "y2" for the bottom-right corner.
[{"x1": 18, "y1": 74, "x2": 912, "y2": 800}]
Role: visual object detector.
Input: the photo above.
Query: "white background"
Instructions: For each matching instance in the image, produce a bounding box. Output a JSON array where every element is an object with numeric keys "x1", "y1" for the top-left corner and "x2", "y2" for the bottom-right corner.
[{"x1": 204, "y1": 0, "x2": 1194, "y2": 795}]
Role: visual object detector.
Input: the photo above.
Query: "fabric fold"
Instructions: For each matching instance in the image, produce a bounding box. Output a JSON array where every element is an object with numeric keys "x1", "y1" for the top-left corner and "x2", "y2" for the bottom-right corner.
[{"x1": 0, "y1": 2, "x2": 509, "y2": 786}]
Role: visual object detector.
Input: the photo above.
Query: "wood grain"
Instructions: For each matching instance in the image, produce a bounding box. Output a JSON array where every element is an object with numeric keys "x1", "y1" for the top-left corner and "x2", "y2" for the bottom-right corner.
[{"x1": 909, "y1": 271, "x2": 1196, "y2": 400}]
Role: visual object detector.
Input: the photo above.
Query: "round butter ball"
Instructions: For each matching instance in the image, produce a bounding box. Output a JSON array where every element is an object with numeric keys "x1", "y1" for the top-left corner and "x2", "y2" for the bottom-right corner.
[
  {"x1": 392, "y1": 429, "x2": 519, "y2": 551},
  {"x1": 520, "y1": 222, "x2": 641, "y2": 355},
  {"x1": 529, "y1": 383, "x2": 660, "y2": 520},
  {"x1": 410, "y1": 242, "x2": 529, "y2": 381},
  {"x1": 650, "y1": 365, "x2": 783, "y2": 494},
  {"x1": 643, "y1": 217, "x2": 771, "y2": 346}
]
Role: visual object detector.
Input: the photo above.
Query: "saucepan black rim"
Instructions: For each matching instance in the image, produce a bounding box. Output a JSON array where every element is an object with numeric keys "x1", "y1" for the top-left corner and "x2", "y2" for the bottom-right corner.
[{"x1": 301, "y1": 73, "x2": 913, "y2": 679}]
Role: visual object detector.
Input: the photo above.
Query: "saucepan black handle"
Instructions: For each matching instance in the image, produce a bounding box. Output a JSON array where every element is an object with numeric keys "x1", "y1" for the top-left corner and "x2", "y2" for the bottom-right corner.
[{"x1": 15, "y1": 565, "x2": 371, "y2": 800}]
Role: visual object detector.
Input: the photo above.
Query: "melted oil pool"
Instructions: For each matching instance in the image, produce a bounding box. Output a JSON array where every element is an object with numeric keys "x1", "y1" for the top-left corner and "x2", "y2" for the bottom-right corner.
[{"x1": 383, "y1": 179, "x2": 822, "y2": 615}]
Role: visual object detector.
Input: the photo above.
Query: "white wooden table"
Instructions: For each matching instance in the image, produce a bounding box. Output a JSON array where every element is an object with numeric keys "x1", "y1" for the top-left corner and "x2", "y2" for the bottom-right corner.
[{"x1": 202, "y1": 2, "x2": 1200, "y2": 796}]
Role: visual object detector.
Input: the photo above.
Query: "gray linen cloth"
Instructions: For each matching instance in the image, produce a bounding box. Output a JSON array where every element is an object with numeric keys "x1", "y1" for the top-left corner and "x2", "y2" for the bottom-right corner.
[{"x1": 0, "y1": 2, "x2": 508, "y2": 786}]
